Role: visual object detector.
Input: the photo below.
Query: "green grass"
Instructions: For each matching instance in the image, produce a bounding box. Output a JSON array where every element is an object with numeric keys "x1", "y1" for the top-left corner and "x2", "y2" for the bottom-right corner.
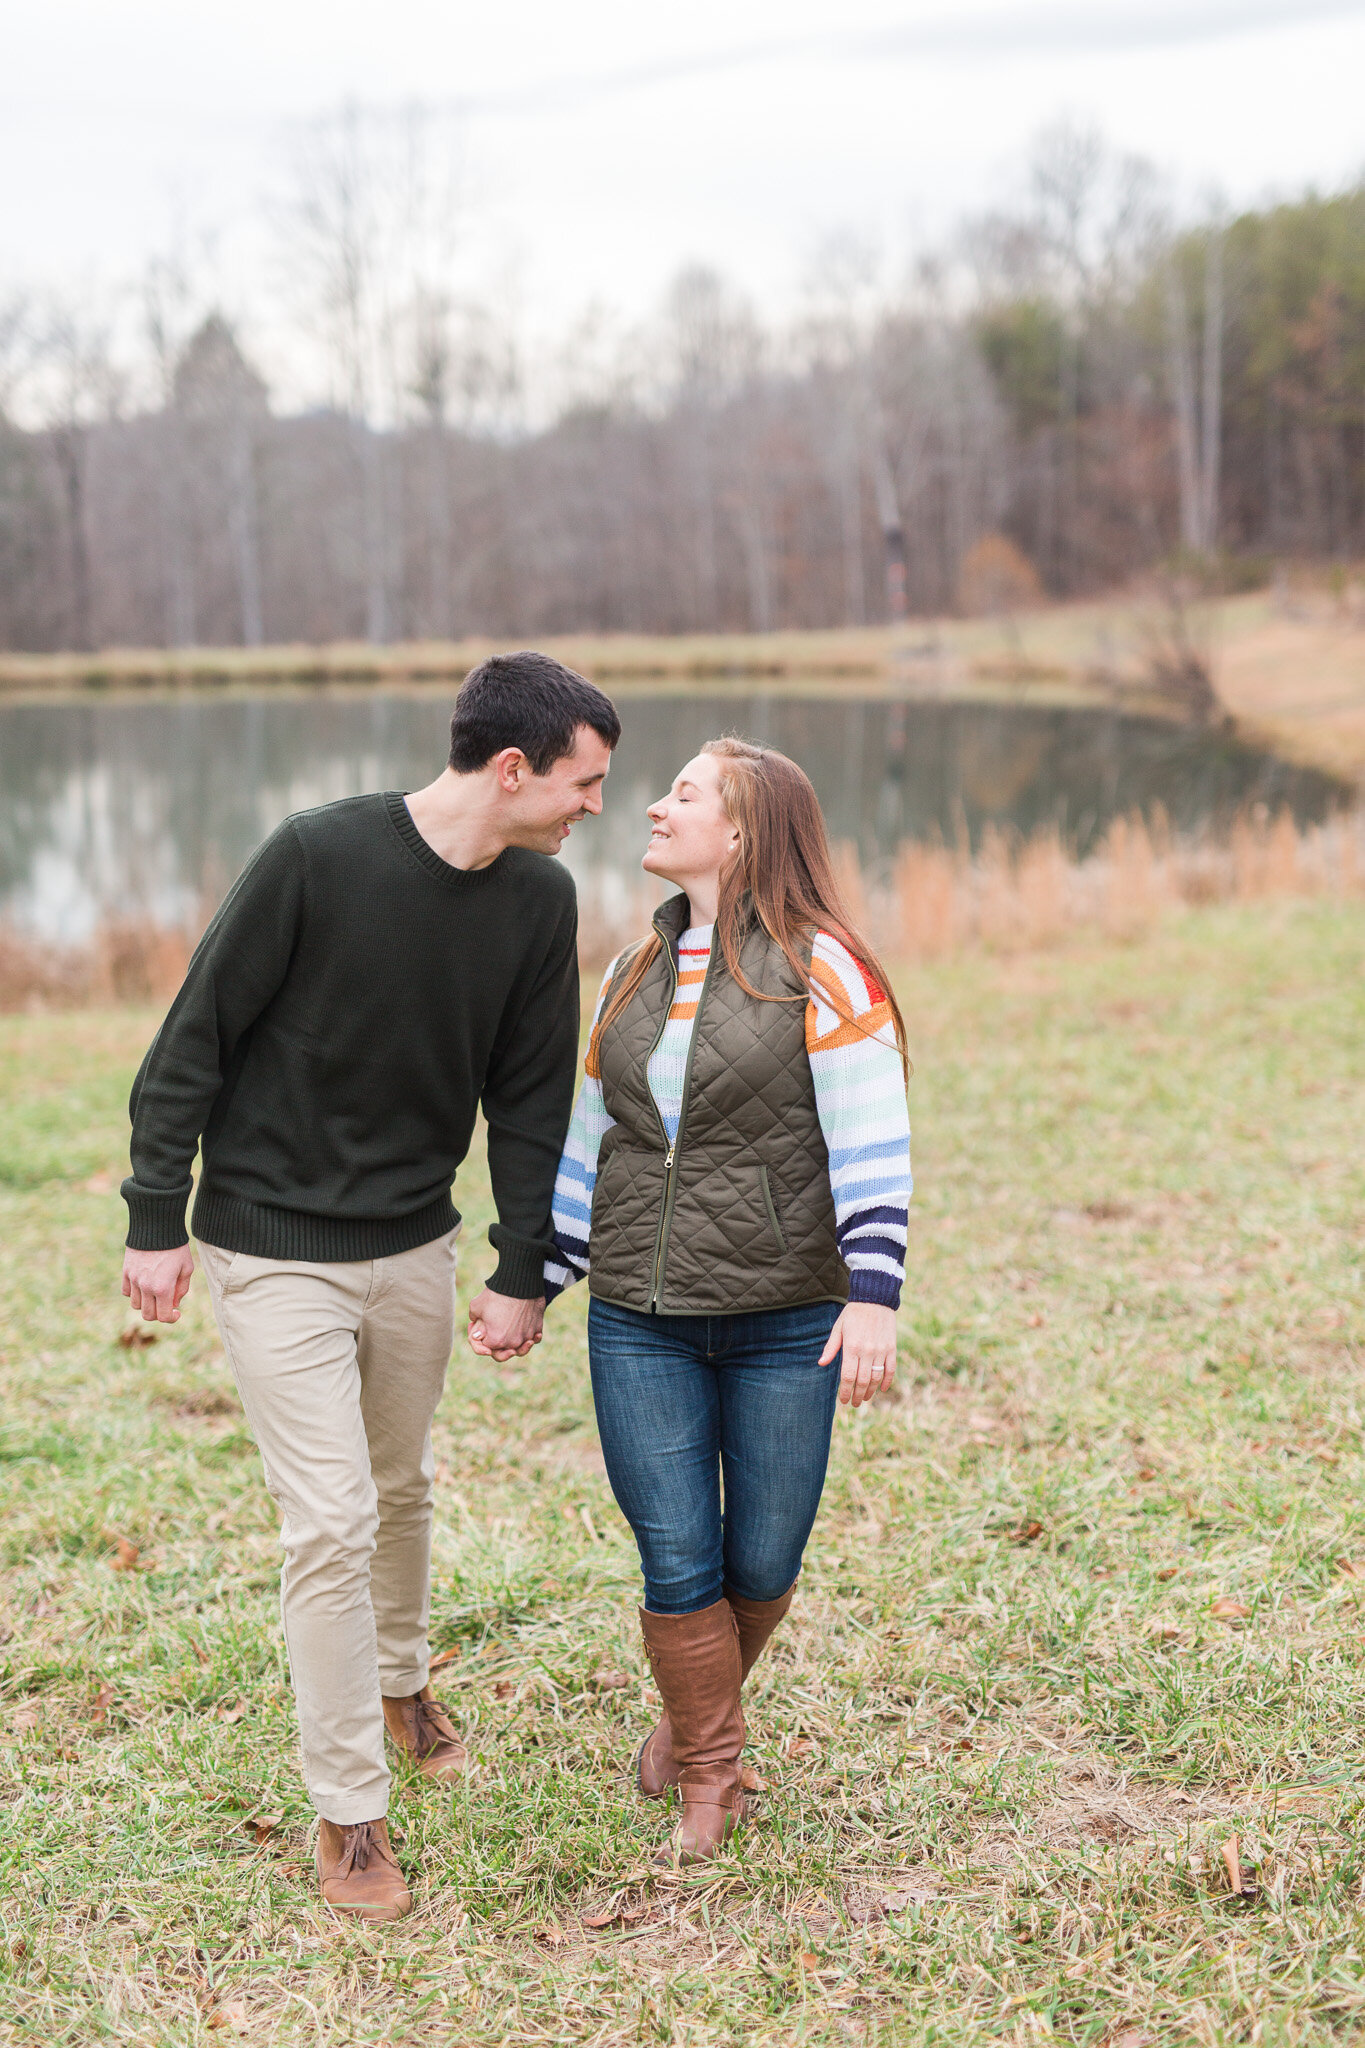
[{"x1": 1, "y1": 902, "x2": 1363, "y2": 2044}]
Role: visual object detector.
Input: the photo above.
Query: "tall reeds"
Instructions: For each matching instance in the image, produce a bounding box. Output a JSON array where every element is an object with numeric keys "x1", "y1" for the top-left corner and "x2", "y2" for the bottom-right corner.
[{"x1": 1, "y1": 805, "x2": 1361, "y2": 1009}]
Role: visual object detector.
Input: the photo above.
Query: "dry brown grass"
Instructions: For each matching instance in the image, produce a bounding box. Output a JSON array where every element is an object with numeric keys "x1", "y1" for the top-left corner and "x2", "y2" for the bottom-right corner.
[
  {"x1": 7, "y1": 805, "x2": 1362, "y2": 1010},
  {"x1": 875, "y1": 805, "x2": 1365, "y2": 962},
  {"x1": 0, "y1": 919, "x2": 195, "y2": 1012}
]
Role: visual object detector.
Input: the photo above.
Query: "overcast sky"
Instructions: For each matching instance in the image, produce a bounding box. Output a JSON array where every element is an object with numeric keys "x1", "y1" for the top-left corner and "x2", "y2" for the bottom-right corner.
[{"x1": 5, "y1": 0, "x2": 1365, "y2": 393}]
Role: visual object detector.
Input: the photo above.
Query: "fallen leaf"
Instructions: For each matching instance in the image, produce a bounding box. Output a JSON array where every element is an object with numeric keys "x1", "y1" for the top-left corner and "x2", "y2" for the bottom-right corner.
[
  {"x1": 1211, "y1": 1597, "x2": 1252, "y2": 1620},
  {"x1": 787, "y1": 1736, "x2": 816, "y2": 1759},
  {"x1": 1151, "y1": 1625, "x2": 1183, "y2": 1643},
  {"x1": 799, "y1": 1951, "x2": 822, "y2": 1972},
  {"x1": 207, "y1": 1999, "x2": 248, "y2": 2033},
  {"x1": 428, "y1": 1648, "x2": 459, "y2": 1672},
  {"x1": 882, "y1": 1877, "x2": 938, "y2": 1911},
  {"x1": 88, "y1": 1682, "x2": 115, "y2": 1723},
  {"x1": 493, "y1": 1679, "x2": 515, "y2": 1700},
  {"x1": 117, "y1": 1326, "x2": 158, "y2": 1350},
  {"x1": 243, "y1": 1810, "x2": 283, "y2": 1845},
  {"x1": 1222, "y1": 1835, "x2": 1244, "y2": 1895},
  {"x1": 618, "y1": 1905, "x2": 647, "y2": 1924},
  {"x1": 590, "y1": 1668, "x2": 631, "y2": 1690},
  {"x1": 581, "y1": 1902, "x2": 621, "y2": 1929},
  {"x1": 1155, "y1": 1567, "x2": 1178, "y2": 1581},
  {"x1": 1026, "y1": 1311, "x2": 1045, "y2": 1329},
  {"x1": 218, "y1": 1699, "x2": 248, "y2": 1723},
  {"x1": 540, "y1": 1923, "x2": 564, "y2": 1948},
  {"x1": 741, "y1": 1766, "x2": 767, "y2": 1792},
  {"x1": 103, "y1": 1530, "x2": 140, "y2": 1571},
  {"x1": 1338, "y1": 1559, "x2": 1365, "y2": 1581},
  {"x1": 1135, "y1": 1466, "x2": 1157, "y2": 1481},
  {"x1": 1012, "y1": 1521, "x2": 1045, "y2": 1545}
]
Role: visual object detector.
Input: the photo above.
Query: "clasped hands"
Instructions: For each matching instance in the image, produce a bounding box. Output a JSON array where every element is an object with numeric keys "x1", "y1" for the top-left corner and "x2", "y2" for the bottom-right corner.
[{"x1": 466, "y1": 1287, "x2": 545, "y2": 1361}]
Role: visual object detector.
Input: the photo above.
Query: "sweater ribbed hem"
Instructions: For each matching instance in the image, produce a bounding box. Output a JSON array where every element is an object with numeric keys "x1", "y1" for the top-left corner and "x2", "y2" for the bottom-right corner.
[
  {"x1": 848, "y1": 1271, "x2": 903, "y2": 1309},
  {"x1": 486, "y1": 1228, "x2": 552, "y2": 1301},
  {"x1": 190, "y1": 1187, "x2": 460, "y2": 1262},
  {"x1": 122, "y1": 1179, "x2": 193, "y2": 1251}
]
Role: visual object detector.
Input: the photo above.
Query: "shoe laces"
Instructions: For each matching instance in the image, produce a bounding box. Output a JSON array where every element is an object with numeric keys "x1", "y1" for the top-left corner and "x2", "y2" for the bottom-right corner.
[
  {"x1": 411, "y1": 1693, "x2": 451, "y2": 1753},
  {"x1": 339, "y1": 1821, "x2": 381, "y2": 1875}
]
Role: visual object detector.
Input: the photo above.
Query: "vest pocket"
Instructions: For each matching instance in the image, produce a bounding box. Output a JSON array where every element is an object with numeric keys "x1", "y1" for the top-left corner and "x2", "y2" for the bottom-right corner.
[{"x1": 758, "y1": 1165, "x2": 787, "y2": 1253}]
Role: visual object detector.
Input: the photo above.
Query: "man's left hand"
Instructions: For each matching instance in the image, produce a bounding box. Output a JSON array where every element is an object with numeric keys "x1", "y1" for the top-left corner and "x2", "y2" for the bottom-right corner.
[{"x1": 467, "y1": 1288, "x2": 545, "y2": 1361}]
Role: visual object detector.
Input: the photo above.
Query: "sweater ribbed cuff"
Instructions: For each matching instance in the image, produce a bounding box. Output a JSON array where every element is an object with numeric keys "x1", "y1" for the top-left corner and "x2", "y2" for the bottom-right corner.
[
  {"x1": 847, "y1": 1270, "x2": 903, "y2": 1310},
  {"x1": 121, "y1": 1178, "x2": 192, "y2": 1252},
  {"x1": 486, "y1": 1226, "x2": 550, "y2": 1301}
]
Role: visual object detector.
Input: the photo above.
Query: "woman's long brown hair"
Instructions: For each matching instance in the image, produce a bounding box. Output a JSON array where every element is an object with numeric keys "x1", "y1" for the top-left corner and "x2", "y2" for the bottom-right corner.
[{"x1": 599, "y1": 736, "x2": 910, "y2": 1079}]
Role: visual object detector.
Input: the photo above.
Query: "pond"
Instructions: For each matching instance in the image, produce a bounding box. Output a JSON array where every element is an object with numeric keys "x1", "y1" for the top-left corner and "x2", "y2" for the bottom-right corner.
[{"x1": 0, "y1": 687, "x2": 1347, "y2": 941}]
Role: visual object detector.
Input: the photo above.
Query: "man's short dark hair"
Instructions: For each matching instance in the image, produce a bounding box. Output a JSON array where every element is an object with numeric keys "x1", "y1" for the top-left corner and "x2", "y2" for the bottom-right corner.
[{"x1": 449, "y1": 650, "x2": 622, "y2": 776}]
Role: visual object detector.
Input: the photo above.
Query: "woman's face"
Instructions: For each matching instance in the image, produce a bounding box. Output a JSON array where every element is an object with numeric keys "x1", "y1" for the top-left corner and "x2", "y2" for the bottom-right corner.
[{"x1": 641, "y1": 752, "x2": 738, "y2": 891}]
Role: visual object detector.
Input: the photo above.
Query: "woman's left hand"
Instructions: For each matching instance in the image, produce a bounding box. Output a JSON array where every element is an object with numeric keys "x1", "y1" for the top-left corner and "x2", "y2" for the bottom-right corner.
[{"x1": 819, "y1": 1302, "x2": 898, "y2": 1408}]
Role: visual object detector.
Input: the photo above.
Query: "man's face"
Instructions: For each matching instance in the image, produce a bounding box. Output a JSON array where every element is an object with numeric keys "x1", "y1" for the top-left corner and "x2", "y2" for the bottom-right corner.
[{"x1": 503, "y1": 726, "x2": 612, "y2": 854}]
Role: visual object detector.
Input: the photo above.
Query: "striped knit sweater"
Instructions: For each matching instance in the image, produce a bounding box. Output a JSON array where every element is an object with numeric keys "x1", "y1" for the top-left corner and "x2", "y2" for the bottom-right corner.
[{"x1": 546, "y1": 924, "x2": 911, "y2": 1308}]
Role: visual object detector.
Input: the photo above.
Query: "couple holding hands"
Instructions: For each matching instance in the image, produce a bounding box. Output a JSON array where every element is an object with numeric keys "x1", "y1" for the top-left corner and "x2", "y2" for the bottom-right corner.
[{"x1": 121, "y1": 651, "x2": 912, "y2": 1922}]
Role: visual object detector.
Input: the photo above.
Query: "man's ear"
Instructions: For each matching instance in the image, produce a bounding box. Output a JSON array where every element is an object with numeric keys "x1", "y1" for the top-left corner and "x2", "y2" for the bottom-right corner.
[{"x1": 492, "y1": 747, "x2": 529, "y2": 794}]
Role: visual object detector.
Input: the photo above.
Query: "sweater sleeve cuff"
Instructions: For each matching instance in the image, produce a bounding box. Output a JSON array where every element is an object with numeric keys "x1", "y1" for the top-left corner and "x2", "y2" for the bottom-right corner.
[
  {"x1": 848, "y1": 1269, "x2": 903, "y2": 1310},
  {"x1": 121, "y1": 1177, "x2": 193, "y2": 1252},
  {"x1": 486, "y1": 1226, "x2": 550, "y2": 1300}
]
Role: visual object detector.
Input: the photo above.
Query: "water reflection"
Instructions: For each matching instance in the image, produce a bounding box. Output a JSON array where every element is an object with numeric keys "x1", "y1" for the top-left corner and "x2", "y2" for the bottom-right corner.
[{"x1": 0, "y1": 688, "x2": 1345, "y2": 940}]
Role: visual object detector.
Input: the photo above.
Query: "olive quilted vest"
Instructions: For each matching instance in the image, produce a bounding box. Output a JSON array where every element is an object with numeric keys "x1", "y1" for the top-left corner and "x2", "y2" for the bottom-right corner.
[{"x1": 588, "y1": 893, "x2": 849, "y2": 1314}]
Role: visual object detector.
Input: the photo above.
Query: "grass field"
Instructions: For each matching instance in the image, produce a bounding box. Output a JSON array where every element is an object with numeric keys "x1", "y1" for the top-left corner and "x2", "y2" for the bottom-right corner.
[{"x1": 1, "y1": 903, "x2": 1363, "y2": 2045}]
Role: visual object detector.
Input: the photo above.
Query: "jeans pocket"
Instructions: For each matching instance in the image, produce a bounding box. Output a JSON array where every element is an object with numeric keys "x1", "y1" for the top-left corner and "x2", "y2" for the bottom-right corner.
[{"x1": 758, "y1": 1166, "x2": 786, "y2": 1254}]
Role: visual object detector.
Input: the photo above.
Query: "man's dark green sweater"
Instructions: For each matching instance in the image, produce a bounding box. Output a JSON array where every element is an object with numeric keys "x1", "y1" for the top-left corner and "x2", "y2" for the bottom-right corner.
[{"x1": 121, "y1": 792, "x2": 579, "y2": 1298}]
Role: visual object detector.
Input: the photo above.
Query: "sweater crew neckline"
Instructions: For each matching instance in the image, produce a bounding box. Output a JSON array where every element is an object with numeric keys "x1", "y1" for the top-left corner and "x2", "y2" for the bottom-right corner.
[{"x1": 383, "y1": 790, "x2": 513, "y2": 887}]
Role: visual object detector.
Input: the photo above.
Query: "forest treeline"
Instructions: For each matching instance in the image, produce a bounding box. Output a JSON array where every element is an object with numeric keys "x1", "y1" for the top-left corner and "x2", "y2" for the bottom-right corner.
[{"x1": 1, "y1": 119, "x2": 1363, "y2": 652}]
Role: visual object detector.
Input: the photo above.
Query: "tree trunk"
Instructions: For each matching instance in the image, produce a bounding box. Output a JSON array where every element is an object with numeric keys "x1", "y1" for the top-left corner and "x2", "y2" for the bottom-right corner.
[
  {"x1": 229, "y1": 409, "x2": 264, "y2": 646},
  {"x1": 1200, "y1": 229, "x2": 1223, "y2": 553},
  {"x1": 1164, "y1": 266, "x2": 1202, "y2": 552},
  {"x1": 871, "y1": 437, "x2": 908, "y2": 622},
  {"x1": 53, "y1": 426, "x2": 93, "y2": 651}
]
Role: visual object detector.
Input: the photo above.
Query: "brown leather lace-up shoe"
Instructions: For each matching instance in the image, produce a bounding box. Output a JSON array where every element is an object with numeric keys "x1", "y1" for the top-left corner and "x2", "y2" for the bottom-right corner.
[
  {"x1": 638, "y1": 1583, "x2": 794, "y2": 1800},
  {"x1": 315, "y1": 1817, "x2": 412, "y2": 1922},
  {"x1": 382, "y1": 1685, "x2": 468, "y2": 1781},
  {"x1": 639, "y1": 1598, "x2": 746, "y2": 1866}
]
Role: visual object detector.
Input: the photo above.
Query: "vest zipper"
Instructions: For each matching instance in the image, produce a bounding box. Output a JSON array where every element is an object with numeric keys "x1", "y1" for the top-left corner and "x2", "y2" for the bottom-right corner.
[{"x1": 648, "y1": 932, "x2": 716, "y2": 1312}]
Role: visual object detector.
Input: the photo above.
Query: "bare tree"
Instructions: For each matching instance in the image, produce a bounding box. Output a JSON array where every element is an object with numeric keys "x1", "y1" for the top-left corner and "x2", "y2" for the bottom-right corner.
[
  {"x1": 174, "y1": 315, "x2": 269, "y2": 645},
  {"x1": 32, "y1": 296, "x2": 120, "y2": 649},
  {"x1": 280, "y1": 100, "x2": 465, "y2": 642}
]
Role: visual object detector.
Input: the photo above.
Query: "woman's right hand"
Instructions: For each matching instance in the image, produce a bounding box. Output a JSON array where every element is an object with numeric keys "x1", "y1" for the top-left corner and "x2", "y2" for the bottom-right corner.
[{"x1": 819, "y1": 1302, "x2": 898, "y2": 1407}]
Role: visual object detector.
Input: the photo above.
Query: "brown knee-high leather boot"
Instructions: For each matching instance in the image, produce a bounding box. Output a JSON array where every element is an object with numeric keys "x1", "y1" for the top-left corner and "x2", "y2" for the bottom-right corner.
[
  {"x1": 638, "y1": 1599, "x2": 746, "y2": 1864},
  {"x1": 638, "y1": 1584, "x2": 794, "y2": 1801}
]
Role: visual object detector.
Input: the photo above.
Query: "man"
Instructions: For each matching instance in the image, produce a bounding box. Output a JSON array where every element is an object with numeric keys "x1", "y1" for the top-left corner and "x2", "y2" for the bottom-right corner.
[{"x1": 120, "y1": 650, "x2": 619, "y2": 1923}]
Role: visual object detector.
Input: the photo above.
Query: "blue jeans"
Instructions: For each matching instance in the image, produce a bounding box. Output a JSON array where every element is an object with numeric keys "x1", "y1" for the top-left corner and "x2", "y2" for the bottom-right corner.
[{"x1": 587, "y1": 1297, "x2": 843, "y2": 1615}]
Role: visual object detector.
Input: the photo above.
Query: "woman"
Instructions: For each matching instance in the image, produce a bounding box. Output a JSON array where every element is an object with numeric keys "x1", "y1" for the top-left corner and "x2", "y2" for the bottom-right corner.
[{"x1": 545, "y1": 738, "x2": 911, "y2": 1865}]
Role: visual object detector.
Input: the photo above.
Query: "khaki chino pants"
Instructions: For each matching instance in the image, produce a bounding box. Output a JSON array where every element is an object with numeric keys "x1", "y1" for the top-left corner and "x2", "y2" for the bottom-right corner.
[{"x1": 199, "y1": 1230, "x2": 459, "y2": 1822}]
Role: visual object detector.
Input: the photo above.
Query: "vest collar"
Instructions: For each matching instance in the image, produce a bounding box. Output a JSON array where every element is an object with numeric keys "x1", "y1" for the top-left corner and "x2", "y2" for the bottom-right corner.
[
  {"x1": 651, "y1": 893, "x2": 694, "y2": 947},
  {"x1": 651, "y1": 893, "x2": 761, "y2": 949}
]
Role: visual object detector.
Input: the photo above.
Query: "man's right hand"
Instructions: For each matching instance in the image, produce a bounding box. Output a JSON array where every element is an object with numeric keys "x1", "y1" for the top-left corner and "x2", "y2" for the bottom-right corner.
[
  {"x1": 122, "y1": 1244, "x2": 195, "y2": 1323},
  {"x1": 467, "y1": 1286, "x2": 545, "y2": 1361}
]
